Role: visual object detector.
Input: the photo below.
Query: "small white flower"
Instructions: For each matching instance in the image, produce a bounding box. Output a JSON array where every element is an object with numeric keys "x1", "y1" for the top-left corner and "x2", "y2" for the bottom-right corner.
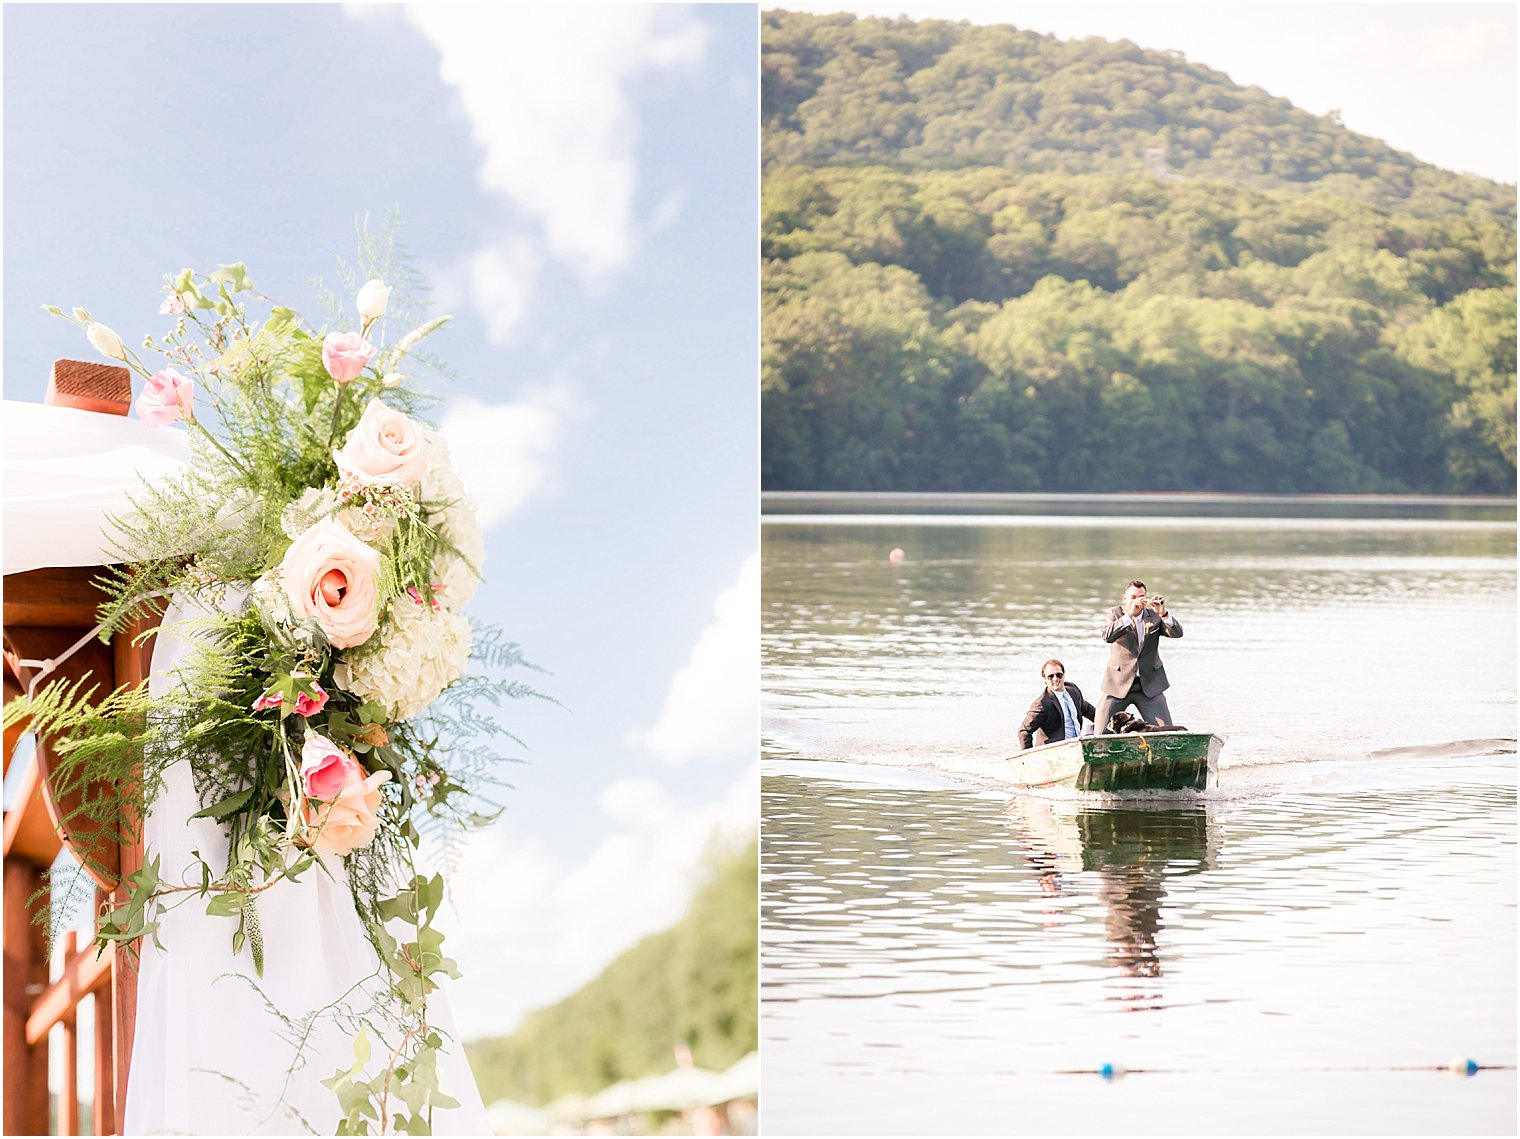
[
  {"x1": 357, "y1": 279, "x2": 391, "y2": 323},
  {"x1": 394, "y1": 316, "x2": 451, "y2": 358},
  {"x1": 85, "y1": 322, "x2": 125, "y2": 361},
  {"x1": 380, "y1": 372, "x2": 404, "y2": 389},
  {"x1": 72, "y1": 307, "x2": 91, "y2": 323}
]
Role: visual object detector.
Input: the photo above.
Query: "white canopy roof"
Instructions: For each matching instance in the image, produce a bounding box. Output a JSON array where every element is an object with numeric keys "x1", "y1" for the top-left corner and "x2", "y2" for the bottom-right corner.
[{"x1": 3, "y1": 399, "x2": 191, "y2": 576}]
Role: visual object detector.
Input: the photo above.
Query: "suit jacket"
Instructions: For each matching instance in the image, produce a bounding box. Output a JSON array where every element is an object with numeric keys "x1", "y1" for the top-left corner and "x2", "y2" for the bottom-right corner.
[
  {"x1": 1100, "y1": 606, "x2": 1183, "y2": 698},
  {"x1": 1018, "y1": 682, "x2": 1097, "y2": 750}
]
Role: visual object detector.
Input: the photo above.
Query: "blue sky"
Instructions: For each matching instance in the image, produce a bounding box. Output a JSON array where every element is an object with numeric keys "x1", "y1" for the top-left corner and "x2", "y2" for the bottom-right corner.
[{"x1": 4, "y1": 3, "x2": 758, "y2": 1041}]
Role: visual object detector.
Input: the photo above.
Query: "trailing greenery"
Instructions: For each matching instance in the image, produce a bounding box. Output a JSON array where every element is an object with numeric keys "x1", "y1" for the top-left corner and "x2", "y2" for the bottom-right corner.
[
  {"x1": 466, "y1": 836, "x2": 758, "y2": 1108},
  {"x1": 761, "y1": 11, "x2": 1517, "y2": 495}
]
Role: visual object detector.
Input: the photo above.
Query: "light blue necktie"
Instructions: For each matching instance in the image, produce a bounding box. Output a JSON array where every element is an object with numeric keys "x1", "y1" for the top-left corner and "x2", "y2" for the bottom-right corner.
[{"x1": 1058, "y1": 690, "x2": 1078, "y2": 740}]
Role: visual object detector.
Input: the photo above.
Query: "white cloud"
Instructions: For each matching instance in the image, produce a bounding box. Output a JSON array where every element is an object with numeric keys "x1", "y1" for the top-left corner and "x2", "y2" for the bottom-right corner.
[
  {"x1": 628, "y1": 552, "x2": 758, "y2": 765},
  {"x1": 441, "y1": 764, "x2": 758, "y2": 1039},
  {"x1": 402, "y1": 3, "x2": 708, "y2": 334},
  {"x1": 466, "y1": 233, "x2": 544, "y2": 345},
  {"x1": 437, "y1": 386, "x2": 579, "y2": 529},
  {"x1": 1414, "y1": 18, "x2": 1508, "y2": 73}
]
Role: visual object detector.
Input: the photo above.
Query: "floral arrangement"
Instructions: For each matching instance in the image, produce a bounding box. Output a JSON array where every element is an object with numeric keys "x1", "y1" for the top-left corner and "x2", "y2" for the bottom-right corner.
[{"x1": 11, "y1": 248, "x2": 531, "y2": 1134}]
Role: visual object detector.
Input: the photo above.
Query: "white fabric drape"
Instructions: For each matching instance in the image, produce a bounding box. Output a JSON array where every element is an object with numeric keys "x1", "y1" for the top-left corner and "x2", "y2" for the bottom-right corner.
[
  {"x1": 2, "y1": 400, "x2": 191, "y2": 575},
  {"x1": 123, "y1": 596, "x2": 489, "y2": 1135}
]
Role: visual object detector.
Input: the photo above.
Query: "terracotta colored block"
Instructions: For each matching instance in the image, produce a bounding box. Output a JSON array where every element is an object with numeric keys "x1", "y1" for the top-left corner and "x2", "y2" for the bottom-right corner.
[{"x1": 46, "y1": 359, "x2": 131, "y2": 415}]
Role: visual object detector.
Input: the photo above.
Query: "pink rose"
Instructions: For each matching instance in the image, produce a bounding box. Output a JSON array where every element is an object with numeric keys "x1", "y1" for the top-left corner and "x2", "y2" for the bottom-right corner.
[
  {"x1": 302, "y1": 769, "x2": 391, "y2": 857},
  {"x1": 334, "y1": 399, "x2": 427, "y2": 487},
  {"x1": 159, "y1": 293, "x2": 186, "y2": 315},
  {"x1": 293, "y1": 682, "x2": 329, "y2": 717},
  {"x1": 279, "y1": 519, "x2": 382, "y2": 649},
  {"x1": 322, "y1": 331, "x2": 377, "y2": 384},
  {"x1": 136, "y1": 368, "x2": 195, "y2": 426},
  {"x1": 299, "y1": 732, "x2": 365, "y2": 800},
  {"x1": 252, "y1": 689, "x2": 283, "y2": 712}
]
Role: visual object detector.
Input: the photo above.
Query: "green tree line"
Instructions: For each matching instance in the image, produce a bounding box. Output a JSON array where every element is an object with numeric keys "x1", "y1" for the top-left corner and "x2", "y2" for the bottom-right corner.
[
  {"x1": 761, "y1": 13, "x2": 1516, "y2": 494},
  {"x1": 763, "y1": 10, "x2": 1514, "y2": 224},
  {"x1": 465, "y1": 836, "x2": 758, "y2": 1107}
]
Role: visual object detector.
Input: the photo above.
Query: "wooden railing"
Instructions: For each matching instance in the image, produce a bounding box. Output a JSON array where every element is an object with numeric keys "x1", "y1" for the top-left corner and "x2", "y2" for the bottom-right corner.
[{"x1": 3, "y1": 362, "x2": 153, "y2": 1136}]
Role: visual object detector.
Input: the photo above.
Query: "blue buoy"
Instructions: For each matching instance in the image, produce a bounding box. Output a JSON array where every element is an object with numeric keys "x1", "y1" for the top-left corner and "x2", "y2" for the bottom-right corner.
[
  {"x1": 1098, "y1": 1062, "x2": 1126, "y2": 1081},
  {"x1": 1447, "y1": 1057, "x2": 1479, "y2": 1077}
]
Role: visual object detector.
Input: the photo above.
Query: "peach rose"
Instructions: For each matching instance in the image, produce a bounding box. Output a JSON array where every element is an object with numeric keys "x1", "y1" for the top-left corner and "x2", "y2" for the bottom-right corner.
[
  {"x1": 303, "y1": 768, "x2": 391, "y2": 858},
  {"x1": 334, "y1": 398, "x2": 427, "y2": 487},
  {"x1": 279, "y1": 518, "x2": 381, "y2": 649}
]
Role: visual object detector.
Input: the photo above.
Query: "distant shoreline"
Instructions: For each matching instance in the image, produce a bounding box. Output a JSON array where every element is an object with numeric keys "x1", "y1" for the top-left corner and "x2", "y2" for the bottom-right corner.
[{"x1": 761, "y1": 491, "x2": 1517, "y2": 521}]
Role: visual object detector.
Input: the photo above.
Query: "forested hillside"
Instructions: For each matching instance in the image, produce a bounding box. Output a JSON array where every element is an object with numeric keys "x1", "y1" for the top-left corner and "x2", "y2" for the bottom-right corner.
[
  {"x1": 761, "y1": 11, "x2": 1517, "y2": 495},
  {"x1": 466, "y1": 837, "x2": 757, "y2": 1107}
]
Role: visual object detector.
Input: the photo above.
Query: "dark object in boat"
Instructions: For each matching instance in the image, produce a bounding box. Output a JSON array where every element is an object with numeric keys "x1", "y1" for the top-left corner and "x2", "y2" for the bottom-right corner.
[{"x1": 1108, "y1": 710, "x2": 1188, "y2": 735}]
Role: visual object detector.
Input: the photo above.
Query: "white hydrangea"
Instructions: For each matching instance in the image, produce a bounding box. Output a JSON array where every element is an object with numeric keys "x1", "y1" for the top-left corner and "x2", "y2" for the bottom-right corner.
[
  {"x1": 335, "y1": 601, "x2": 472, "y2": 721},
  {"x1": 280, "y1": 487, "x2": 337, "y2": 540},
  {"x1": 420, "y1": 430, "x2": 486, "y2": 608}
]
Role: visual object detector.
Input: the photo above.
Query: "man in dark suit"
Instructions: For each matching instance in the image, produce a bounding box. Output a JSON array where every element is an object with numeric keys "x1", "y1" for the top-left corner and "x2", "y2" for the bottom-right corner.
[
  {"x1": 1094, "y1": 579, "x2": 1183, "y2": 733},
  {"x1": 1018, "y1": 659, "x2": 1097, "y2": 750}
]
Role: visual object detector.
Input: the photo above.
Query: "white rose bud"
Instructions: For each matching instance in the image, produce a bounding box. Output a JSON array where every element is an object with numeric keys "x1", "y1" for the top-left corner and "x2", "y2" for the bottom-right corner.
[
  {"x1": 357, "y1": 279, "x2": 391, "y2": 323},
  {"x1": 380, "y1": 372, "x2": 404, "y2": 389},
  {"x1": 72, "y1": 307, "x2": 91, "y2": 323},
  {"x1": 85, "y1": 322, "x2": 126, "y2": 361}
]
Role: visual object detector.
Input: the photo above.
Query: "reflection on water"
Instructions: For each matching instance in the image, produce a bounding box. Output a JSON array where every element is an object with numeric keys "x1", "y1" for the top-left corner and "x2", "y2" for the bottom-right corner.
[
  {"x1": 762, "y1": 513, "x2": 1516, "y2": 1134},
  {"x1": 1034, "y1": 805, "x2": 1216, "y2": 1008}
]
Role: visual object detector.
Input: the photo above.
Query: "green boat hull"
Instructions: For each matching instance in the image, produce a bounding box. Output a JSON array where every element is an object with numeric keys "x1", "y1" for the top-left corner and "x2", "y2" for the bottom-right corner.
[{"x1": 1008, "y1": 731, "x2": 1223, "y2": 792}]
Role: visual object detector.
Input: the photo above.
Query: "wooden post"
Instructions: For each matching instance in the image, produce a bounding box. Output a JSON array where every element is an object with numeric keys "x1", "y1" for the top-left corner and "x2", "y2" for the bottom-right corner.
[
  {"x1": 60, "y1": 932, "x2": 81, "y2": 1137},
  {"x1": 94, "y1": 928, "x2": 116, "y2": 1137},
  {"x1": 110, "y1": 608, "x2": 156, "y2": 1126},
  {"x1": 3, "y1": 857, "x2": 50, "y2": 1135}
]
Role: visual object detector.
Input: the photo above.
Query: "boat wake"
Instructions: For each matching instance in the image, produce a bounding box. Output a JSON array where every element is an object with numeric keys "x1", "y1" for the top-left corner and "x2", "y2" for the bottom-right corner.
[{"x1": 764, "y1": 726, "x2": 1517, "y2": 801}]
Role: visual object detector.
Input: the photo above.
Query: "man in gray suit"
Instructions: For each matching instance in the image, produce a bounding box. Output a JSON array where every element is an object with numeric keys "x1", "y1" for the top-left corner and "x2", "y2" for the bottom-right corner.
[{"x1": 1094, "y1": 579, "x2": 1183, "y2": 733}]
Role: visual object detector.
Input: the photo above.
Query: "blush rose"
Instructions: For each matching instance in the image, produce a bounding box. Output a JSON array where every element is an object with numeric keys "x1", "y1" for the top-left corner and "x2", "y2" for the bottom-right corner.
[
  {"x1": 322, "y1": 331, "x2": 377, "y2": 384},
  {"x1": 334, "y1": 398, "x2": 427, "y2": 487},
  {"x1": 300, "y1": 732, "x2": 364, "y2": 800},
  {"x1": 136, "y1": 368, "x2": 195, "y2": 426},
  {"x1": 279, "y1": 518, "x2": 382, "y2": 649},
  {"x1": 298, "y1": 734, "x2": 390, "y2": 858}
]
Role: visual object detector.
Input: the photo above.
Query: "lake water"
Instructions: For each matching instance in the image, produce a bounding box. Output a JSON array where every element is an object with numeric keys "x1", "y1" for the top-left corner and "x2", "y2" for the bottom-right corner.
[{"x1": 760, "y1": 504, "x2": 1516, "y2": 1135}]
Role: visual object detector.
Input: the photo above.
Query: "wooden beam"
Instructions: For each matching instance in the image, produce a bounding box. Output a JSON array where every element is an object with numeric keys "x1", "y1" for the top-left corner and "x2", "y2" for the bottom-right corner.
[
  {"x1": 3, "y1": 656, "x2": 28, "y2": 778},
  {"x1": 2, "y1": 567, "x2": 113, "y2": 629},
  {"x1": 25, "y1": 936, "x2": 112, "y2": 1046},
  {"x1": 2, "y1": 753, "x2": 64, "y2": 867}
]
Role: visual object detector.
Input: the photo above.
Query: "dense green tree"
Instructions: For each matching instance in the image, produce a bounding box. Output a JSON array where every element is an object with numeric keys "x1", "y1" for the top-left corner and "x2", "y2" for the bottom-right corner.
[
  {"x1": 759, "y1": 12, "x2": 1516, "y2": 496},
  {"x1": 465, "y1": 837, "x2": 758, "y2": 1108}
]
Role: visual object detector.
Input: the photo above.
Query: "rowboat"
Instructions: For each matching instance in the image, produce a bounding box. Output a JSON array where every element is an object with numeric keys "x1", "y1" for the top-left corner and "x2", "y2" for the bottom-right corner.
[{"x1": 1008, "y1": 731, "x2": 1224, "y2": 792}]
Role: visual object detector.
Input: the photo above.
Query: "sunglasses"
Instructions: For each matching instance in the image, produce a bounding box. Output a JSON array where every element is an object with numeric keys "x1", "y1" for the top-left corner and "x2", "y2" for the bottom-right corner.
[{"x1": 1044, "y1": 671, "x2": 1064, "y2": 679}]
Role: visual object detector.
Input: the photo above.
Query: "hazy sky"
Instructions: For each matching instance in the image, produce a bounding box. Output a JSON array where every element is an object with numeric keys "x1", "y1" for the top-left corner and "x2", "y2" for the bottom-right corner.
[
  {"x1": 4, "y1": 3, "x2": 757, "y2": 1041},
  {"x1": 778, "y1": 1, "x2": 1519, "y2": 184}
]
